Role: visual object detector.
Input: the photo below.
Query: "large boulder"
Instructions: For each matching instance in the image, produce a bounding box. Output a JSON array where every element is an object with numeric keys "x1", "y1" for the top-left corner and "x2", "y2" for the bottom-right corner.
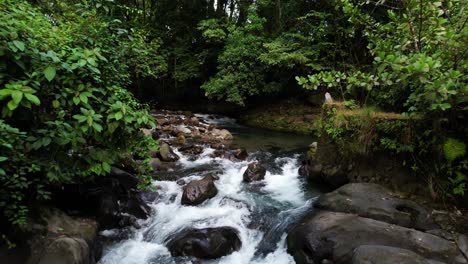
[
  {"x1": 26, "y1": 208, "x2": 100, "y2": 264},
  {"x1": 351, "y1": 245, "x2": 429, "y2": 264},
  {"x1": 181, "y1": 175, "x2": 218, "y2": 205},
  {"x1": 35, "y1": 237, "x2": 90, "y2": 264},
  {"x1": 243, "y1": 162, "x2": 267, "y2": 182},
  {"x1": 158, "y1": 143, "x2": 180, "y2": 162},
  {"x1": 316, "y1": 183, "x2": 438, "y2": 231},
  {"x1": 287, "y1": 211, "x2": 466, "y2": 264},
  {"x1": 313, "y1": 143, "x2": 349, "y2": 188},
  {"x1": 298, "y1": 160, "x2": 322, "y2": 181},
  {"x1": 166, "y1": 227, "x2": 241, "y2": 259}
]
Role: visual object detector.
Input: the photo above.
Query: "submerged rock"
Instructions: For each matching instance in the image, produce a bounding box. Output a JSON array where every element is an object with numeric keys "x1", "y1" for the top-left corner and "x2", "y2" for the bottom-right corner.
[
  {"x1": 181, "y1": 175, "x2": 218, "y2": 205},
  {"x1": 316, "y1": 183, "x2": 438, "y2": 231},
  {"x1": 166, "y1": 227, "x2": 241, "y2": 259},
  {"x1": 287, "y1": 211, "x2": 466, "y2": 264},
  {"x1": 243, "y1": 162, "x2": 267, "y2": 182}
]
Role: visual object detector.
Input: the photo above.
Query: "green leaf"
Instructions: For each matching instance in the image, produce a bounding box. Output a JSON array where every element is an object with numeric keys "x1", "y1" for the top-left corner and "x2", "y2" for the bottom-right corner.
[
  {"x1": 79, "y1": 93, "x2": 88, "y2": 104},
  {"x1": 444, "y1": 138, "x2": 466, "y2": 162},
  {"x1": 7, "y1": 100, "x2": 18, "y2": 111},
  {"x1": 114, "y1": 111, "x2": 123, "y2": 120},
  {"x1": 0, "y1": 157, "x2": 8, "y2": 162},
  {"x1": 44, "y1": 66, "x2": 56, "y2": 82},
  {"x1": 73, "y1": 97, "x2": 80, "y2": 105},
  {"x1": 92, "y1": 123, "x2": 103, "y2": 132},
  {"x1": 24, "y1": 93, "x2": 40, "y2": 105},
  {"x1": 11, "y1": 91, "x2": 23, "y2": 105},
  {"x1": 12, "y1": 40, "x2": 25, "y2": 51}
]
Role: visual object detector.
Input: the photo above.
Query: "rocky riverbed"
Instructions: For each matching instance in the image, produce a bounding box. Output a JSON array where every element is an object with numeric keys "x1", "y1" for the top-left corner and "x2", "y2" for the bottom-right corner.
[{"x1": 9, "y1": 111, "x2": 468, "y2": 264}]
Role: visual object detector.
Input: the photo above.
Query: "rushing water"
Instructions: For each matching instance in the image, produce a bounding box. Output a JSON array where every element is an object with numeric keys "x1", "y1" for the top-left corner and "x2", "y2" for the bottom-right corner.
[{"x1": 98, "y1": 115, "x2": 320, "y2": 264}]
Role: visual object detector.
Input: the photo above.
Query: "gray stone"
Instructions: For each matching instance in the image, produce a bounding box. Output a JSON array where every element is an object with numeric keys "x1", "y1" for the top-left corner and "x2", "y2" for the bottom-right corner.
[
  {"x1": 37, "y1": 237, "x2": 90, "y2": 264},
  {"x1": 287, "y1": 211, "x2": 466, "y2": 264},
  {"x1": 158, "y1": 143, "x2": 180, "y2": 162},
  {"x1": 352, "y1": 245, "x2": 428, "y2": 264},
  {"x1": 316, "y1": 183, "x2": 438, "y2": 231},
  {"x1": 457, "y1": 234, "x2": 468, "y2": 261}
]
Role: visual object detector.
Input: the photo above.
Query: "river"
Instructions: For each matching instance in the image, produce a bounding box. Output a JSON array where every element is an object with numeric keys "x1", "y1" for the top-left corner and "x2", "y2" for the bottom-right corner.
[{"x1": 98, "y1": 114, "x2": 322, "y2": 264}]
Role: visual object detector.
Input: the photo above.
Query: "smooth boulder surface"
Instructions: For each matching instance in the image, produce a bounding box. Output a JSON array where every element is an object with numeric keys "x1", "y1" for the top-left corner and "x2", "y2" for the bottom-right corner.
[
  {"x1": 158, "y1": 143, "x2": 180, "y2": 162},
  {"x1": 36, "y1": 237, "x2": 90, "y2": 264},
  {"x1": 26, "y1": 208, "x2": 100, "y2": 264},
  {"x1": 181, "y1": 175, "x2": 218, "y2": 205},
  {"x1": 351, "y1": 245, "x2": 429, "y2": 264},
  {"x1": 243, "y1": 162, "x2": 267, "y2": 182},
  {"x1": 287, "y1": 211, "x2": 466, "y2": 264},
  {"x1": 316, "y1": 183, "x2": 438, "y2": 231},
  {"x1": 166, "y1": 227, "x2": 241, "y2": 259}
]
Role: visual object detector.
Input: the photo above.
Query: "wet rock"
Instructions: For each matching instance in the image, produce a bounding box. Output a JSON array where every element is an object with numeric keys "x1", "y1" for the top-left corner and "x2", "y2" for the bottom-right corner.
[
  {"x1": 298, "y1": 160, "x2": 322, "y2": 180},
  {"x1": 176, "y1": 133, "x2": 186, "y2": 145},
  {"x1": 175, "y1": 125, "x2": 191, "y2": 135},
  {"x1": 316, "y1": 183, "x2": 438, "y2": 231},
  {"x1": 167, "y1": 227, "x2": 241, "y2": 259},
  {"x1": 314, "y1": 144, "x2": 349, "y2": 188},
  {"x1": 121, "y1": 191, "x2": 151, "y2": 219},
  {"x1": 154, "y1": 117, "x2": 169, "y2": 126},
  {"x1": 351, "y1": 245, "x2": 428, "y2": 264},
  {"x1": 457, "y1": 234, "x2": 468, "y2": 260},
  {"x1": 185, "y1": 117, "x2": 199, "y2": 126},
  {"x1": 158, "y1": 143, "x2": 180, "y2": 162},
  {"x1": 26, "y1": 208, "x2": 100, "y2": 264},
  {"x1": 211, "y1": 128, "x2": 233, "y2": 140},
  {"x1": 233, "y1": 148, "x2": 248, "y2": 160},
  {"x1": 179, "y1": 144, "x2": 204, "y2": 156},
  {"x1": 176, "y1": 179, "x2": 186, "y2": 186},
  {"x1": 426, "y1": 229, "x2": 455, "y2": 241},
  {"x1": 35, "y1": 237, "x2": 91, "y2": 264},
  {"x1": 181, "y1": 175, "x2": 218, "y2": 205},
  {"x1": 243, "y1": 162, "x2": 267, "y2": 182},
  {"x1": 287, "y1": 211, "x2": 466, "y2": 264},
  {"x1": 110, "y1": 167, "x2": 139, "y2": 190},
  {"x1": 96, "y1": 190, "x2": 120, "y2": 229}
]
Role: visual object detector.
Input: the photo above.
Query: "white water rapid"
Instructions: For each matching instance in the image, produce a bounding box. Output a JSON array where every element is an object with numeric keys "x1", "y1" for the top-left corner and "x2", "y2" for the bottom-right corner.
[{"x1": 98, "y1": 117, "x2": 318, "y2": 264}]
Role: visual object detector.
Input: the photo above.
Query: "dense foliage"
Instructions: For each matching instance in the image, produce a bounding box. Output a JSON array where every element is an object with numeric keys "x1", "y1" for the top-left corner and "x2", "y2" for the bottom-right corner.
[
  {"x1": 0, "y1": 0, "x2": 160, "y2": 228},
  {"x1": 0, "y1": 0, "x2": 466, "y2": 233},
  {"x1": 296, "y1": 0, "x2": 467, "y2": 197}
]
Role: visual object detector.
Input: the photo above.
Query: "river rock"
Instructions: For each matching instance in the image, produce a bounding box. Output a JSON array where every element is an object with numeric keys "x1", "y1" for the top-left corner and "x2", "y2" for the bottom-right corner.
[
  {"x1": 166, "y1": 227, "x2": 241, "y2": 259},
  {"x1": 181, "y1": 175, "x2": 218, "y2": 205},
  {"x1": 175, "y1": 125, "x2": 191, "y2": 135},
  {"x1": 233, "y1": 148, "x2": 248, "y2": 160},
  {"x1": 176, "y1": 133, "x2": 186, "y2": 145},
  {"x1": 243, "y1": 162, "x2": 266, "y2": 182},
  {"x1": 298, "y1": 160, "x2": 322, "y2": 180},
  {"x1": 110, "y1": 167, "x2": 139, "y2": 190},
  {"x1": 26, "y1": 208, "x2": 100, "y2": 264},
  {"x1": 158, "y1": 143, "x2": 180, "y2": 162},
  {"x1": 351, "y1": 245, "x2": 429, "y2": 264},
  {"x1": 316, "y1": 183, "x2": 438, "y2": 231},
  {"x1": 287, "y1": 211, "x2": 466, "y2": 264},
  {"x1": 211, "y1": 128, "x2": 233, "y2": 140},
  {"x1": 457, "y1": 234, "x2": 468, "y2": 260}
]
